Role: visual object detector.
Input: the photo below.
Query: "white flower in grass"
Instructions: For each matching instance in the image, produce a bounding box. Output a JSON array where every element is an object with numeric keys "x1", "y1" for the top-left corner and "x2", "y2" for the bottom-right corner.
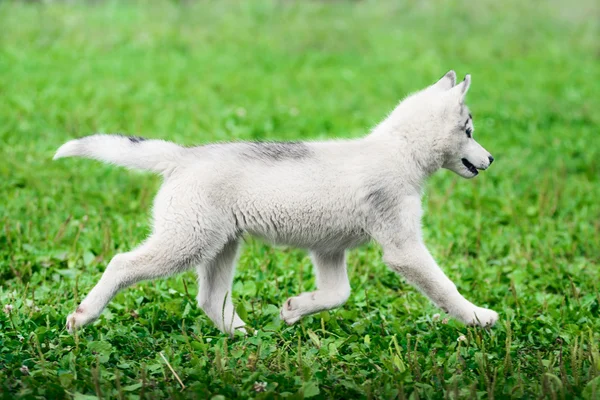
[
  {"x1": 20, "y1": 365, "x2": 29, "y2": 375},
  {"x1": 432, "y1": 313, "x2": 440, "y2": 322},
  {"x1": 457, "y1": 335, "x2": 467, "y2": 342},
  {"x1": 3, "y1": 304, "x2": 13, "y2": 314},
  {"x1": 253, "y1": 381, "x2": 267, "y2": 392}
]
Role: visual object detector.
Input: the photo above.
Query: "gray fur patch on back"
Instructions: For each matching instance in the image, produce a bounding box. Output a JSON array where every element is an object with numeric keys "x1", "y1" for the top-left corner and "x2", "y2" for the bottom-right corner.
[{"x1": 241, "y1": 141, "x2": 312, "y2": 161}]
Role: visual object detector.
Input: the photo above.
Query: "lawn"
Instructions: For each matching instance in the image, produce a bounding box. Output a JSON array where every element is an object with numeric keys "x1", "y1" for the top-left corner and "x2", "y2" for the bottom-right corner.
[{"x1": 1, "y1": 0, "x2": 599, "y2": 398}]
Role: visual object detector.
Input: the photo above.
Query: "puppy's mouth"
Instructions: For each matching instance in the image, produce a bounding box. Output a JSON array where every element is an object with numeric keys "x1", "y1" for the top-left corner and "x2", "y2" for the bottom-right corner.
[{"x1": 461, "y1": 158, "x2": 478, "y2": 176}]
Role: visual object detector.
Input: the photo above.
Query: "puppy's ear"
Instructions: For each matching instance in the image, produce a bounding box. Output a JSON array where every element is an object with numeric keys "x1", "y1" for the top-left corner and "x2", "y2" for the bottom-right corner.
[
  {"x1": 430, "y1": 70, "x2": 456, "y2": 91},
  {"x1": 449, "y1": 74, "x2": 471, "y2": 103}
]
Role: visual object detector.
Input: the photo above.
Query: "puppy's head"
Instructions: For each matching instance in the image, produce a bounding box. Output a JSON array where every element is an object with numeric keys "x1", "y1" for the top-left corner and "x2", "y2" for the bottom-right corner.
[
  {"x1": 394, "y1": 71, "x2": 494, "y2": 179},
  {"x1": 431, "y1": 72, "x2": 494, "y2": 179},
  {"x1": 433, "y1": 72, "x2": 494, "y2": 179}
]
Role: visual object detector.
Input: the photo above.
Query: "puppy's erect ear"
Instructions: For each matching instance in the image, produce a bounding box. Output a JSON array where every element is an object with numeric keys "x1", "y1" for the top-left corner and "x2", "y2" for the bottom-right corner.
[
  {"x1": 449, "y1": 74, "x2": 471, "y2": 103},
  {"x1": 431, "y1": 70, "x2": 456, "y2": 91}
]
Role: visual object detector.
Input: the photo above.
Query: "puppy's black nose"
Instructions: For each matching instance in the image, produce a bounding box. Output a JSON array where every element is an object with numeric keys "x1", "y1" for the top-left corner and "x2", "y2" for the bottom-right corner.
[{"x1": 488, "y1": 156, "x2": 494, "y2": 165}]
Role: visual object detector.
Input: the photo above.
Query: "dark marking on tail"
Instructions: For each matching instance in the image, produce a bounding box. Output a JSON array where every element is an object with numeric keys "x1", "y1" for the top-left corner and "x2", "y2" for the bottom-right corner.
[
  {"x1": 127, "y1": 136, "x2": 147, "y2": 143},
  {"x1": 116, "y1": 134, "x2": 147, "y2": 143}
]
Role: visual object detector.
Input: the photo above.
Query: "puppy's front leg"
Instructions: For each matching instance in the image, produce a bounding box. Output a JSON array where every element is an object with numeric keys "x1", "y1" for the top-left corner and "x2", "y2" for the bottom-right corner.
[
  {"x1": 280, "y1": 251, "x2": 351, "y2": 325},
  {"x1": 382, "y1": 240, "x2": 498, "y2": 327}
]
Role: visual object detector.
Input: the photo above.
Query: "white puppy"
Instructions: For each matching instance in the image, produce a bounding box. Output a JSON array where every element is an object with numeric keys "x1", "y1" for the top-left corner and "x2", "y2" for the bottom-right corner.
[{"x1": 55, "y1": 71, "x2": 498, "y2": 335}]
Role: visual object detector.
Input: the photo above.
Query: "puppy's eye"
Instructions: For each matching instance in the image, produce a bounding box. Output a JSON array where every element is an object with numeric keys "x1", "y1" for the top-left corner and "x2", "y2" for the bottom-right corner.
[{"x1": 466, "y1": 128, "x2": 472, "y2": 138}]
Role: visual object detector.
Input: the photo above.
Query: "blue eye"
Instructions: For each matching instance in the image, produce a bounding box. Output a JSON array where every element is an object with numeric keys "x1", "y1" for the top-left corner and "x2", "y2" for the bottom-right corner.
[{"x1": 466, "y1": 128, "x2": 472, "y2": 138}]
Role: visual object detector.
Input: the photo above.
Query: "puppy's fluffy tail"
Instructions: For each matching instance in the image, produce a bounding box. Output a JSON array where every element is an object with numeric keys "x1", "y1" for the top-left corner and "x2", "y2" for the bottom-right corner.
[{"x1": 54, "y1": 134, "x2": 185, "y2": 176}]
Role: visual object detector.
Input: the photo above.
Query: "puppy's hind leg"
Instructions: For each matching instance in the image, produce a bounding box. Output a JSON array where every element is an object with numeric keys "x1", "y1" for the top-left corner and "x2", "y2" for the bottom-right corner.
[
  {"x1": 280, "y1": 250, "x2": 351, "y2": 325},
  {"x1": 196, "y1": 239, "x2": 247, "y2": 336},
  {"x1": 65, "y1": 232, "x2": 207, "y2": 332}
]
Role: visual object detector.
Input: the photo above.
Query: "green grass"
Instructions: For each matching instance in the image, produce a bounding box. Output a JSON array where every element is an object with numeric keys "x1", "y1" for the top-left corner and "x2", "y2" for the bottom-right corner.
[{"x1": 1, "y1": 0, "x2": 599, "y2": 398}]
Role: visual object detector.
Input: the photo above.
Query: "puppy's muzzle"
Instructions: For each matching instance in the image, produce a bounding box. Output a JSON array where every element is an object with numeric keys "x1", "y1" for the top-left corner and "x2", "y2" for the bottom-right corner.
[{"x1": 461, "y1": 158, "x2": 479, "y2": 175}]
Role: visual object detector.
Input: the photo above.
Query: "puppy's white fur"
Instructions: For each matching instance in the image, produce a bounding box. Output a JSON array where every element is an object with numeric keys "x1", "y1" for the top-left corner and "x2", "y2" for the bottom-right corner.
[{"x1": 55, "y1": 71, "x2": 498, "y2": 335}]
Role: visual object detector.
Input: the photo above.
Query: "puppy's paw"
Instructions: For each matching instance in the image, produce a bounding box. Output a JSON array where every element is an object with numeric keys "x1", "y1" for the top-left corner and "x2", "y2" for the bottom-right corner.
[
  {"x1": 462, "y1": 307, "x2": 499, "y2": 327},
  {"x1": 233, "y1": 326, "x2": 248, "y2": 337},
  {"x1": 65, "y1": 306, "x2": 96, "y2": 334},
  {"x1": 280, "y1": 295, "x2": 308, "y2": 325}
]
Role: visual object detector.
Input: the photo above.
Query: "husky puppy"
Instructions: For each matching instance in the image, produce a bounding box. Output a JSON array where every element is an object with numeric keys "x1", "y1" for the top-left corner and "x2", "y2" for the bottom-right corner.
[{"x1": 55, "y1": 71, "x2": 497, "y2": 335}]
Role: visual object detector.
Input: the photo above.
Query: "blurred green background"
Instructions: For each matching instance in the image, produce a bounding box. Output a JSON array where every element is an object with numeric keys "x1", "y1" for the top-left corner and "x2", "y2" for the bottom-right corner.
[{"x1": 0, "y1": 0, "x2": 599, "y2": 398}]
